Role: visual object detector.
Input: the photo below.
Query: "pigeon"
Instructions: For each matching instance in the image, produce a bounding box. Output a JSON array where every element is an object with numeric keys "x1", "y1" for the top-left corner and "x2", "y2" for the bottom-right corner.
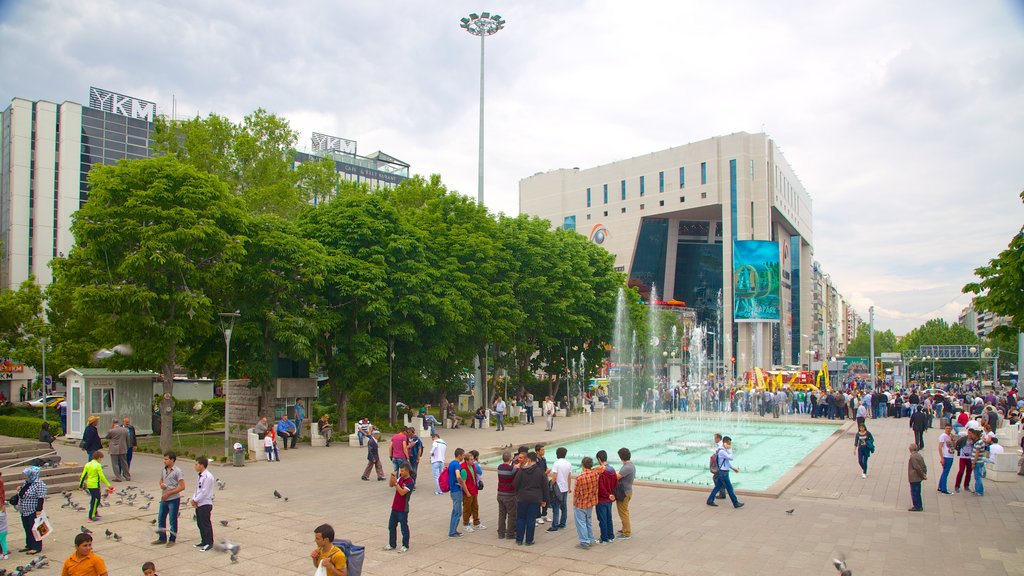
[
  {"x1": 113, "y1": 533, "x2": 122, "y2": 542},
  {"x1": 213, "y1": 539, "x2": 241, "y2": 563},
  {"x1": 92, "y1": 344, "x2": 133, "y2": 361},
  {"x1": 105, "y1": 529, "x2": 113, "y2": 538},
  {"x1": 115, "y1": 500, "x2": 123, "y2": 505},
  {"x1": 220, "y1": 520, "x2": 229, "y2": 527},
  {"x1": 785, "y1": 509, "x2": 795, "y2": 515},
  {"x1": 150, "y1": 519, "x2": 157, "y2": 525},
  {"x1": 273, "y1": 490, "x2": 282, "y2": 499},
  {"x1": 833, "y1": 554, "x2": 852, "y2": 576},
  {"x1": 80, "y1": 526, "x2": 92, "y2": 534},
  {"x1": 284, "y1": 497, "x2": 289, "y2": 502},
  {"x1": 139, "y1": 502, "x2": 151, "y2": 510},
  {"x1": 216, "y1": 480, "x2": 226, "y2": 490}
]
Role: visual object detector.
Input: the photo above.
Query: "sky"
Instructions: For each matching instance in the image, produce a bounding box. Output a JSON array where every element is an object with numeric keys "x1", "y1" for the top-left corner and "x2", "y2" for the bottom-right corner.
[{"x1": 1, "y1": 0, "x2": 1022, "y2": 336}]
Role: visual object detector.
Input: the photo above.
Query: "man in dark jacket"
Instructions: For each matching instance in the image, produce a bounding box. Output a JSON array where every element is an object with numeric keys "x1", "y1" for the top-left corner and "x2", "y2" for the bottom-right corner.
[
  {"x1": 910, "y1": 407, "x2": 929, "y2": 450},
  {"x1": 511, "y1": 452, "x2": 549, "y2": 545}
]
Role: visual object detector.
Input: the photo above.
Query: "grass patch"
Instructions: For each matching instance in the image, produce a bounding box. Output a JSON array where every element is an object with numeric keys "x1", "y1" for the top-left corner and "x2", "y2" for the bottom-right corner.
[{"x1": 136, "y1": 432, "x2": 245, "y2": 463}]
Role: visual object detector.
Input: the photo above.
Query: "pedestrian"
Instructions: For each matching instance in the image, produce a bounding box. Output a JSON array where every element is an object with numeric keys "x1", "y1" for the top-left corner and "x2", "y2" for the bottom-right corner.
[
  {"x1": 429, "y1": 432, "x2": 447, "y2": 495},
  {"x1": 493, "y1": 396, "x2": 506, "y2": 431},
  {"x1": 907, "y1": 443, "x2": 927, "y2": 512},
  {"x1": 78, "y1": 450, "x2": 111, "y2": 522},
  {"x1": 294, "y1": 399, "x2": 306, "y2": 441},
  {"x1": 712, "y1": 433, "x2": 726, "y2": 499},
  {"x1": 547, "y1": 447, "x2": 571, "y2": 532},
  {"x1": 937, "y1": 423, "x2": 954, "y2": 494},
  {"x1": 594, "y1": 450, "x2": 617, "y2": 544},
  {"x1": 511, "y1": 451, "x2": 548, "y2": 546},
  {"x1": 58, "y1": 400, "x2": 68, "y2": 435},
  {"x1": 0, "y1": 496, "x2": 9, "y2": 560},
  {"x1": 383, "y1": 463, "x2": 414, "y2": 553},
  {"x1": 105, "y1": 419, "x2": 130, "y2": 482},
  {"x1": 971, "y1": 428, "x2": 989, "y2": 496},
  {"x1": 447, "y1": 448, "x2": 468, "y2": 538},
  {"x1": 535, "y1": 444, "x2": 549, "y2": 525},
  {"x1": 123, "y1": 416, "x2": 138, "y2": 469},
  {"x1": 495, "y1": 451, "x2": 517, "y2": 540},
  {"x1": 311, "y1": 524, "x2": 347, "y2": 576},
  {"x1": 361, "y1": 430, "x2": 385, "y2": 481},
  {"x1": 407, "y1": 427, "x2": 424, "y2": 481},
  {"x1": 525, "y1": 392, "x2": 535, "y2": 425},
  {"x1": 190, "y1": 456, "x2": 215, "y2": 552},
  {"x1": 390, "y1": 428, "x2": 410, "y2": 474},
  {"x1": 910, "y1": 406, "x2": 928, "y2": 450},
  {"x1": 141, "y1": 561, "x2": 158, "y2": 576},
  {"x1": 854, "y1": 423, "x2": 875, "y2": 478},
  {"x1": 543, "y1": 396, "x2": 556, "y2": 431},
  {"x1": 152, "y1": 451, "x2": 185, "y2": 548},
  {"x1": 61, "y1": 533, "x2": 108, "y2": 576},
  {"x1": 14, "y1": 465, "x2": 46, "y2": 554},
  {"x1": 954, "y1": 429, "x2": 974, "y2": 493},
  {"x1": 461, "y1": 451, "x2": 483, "y2": 532},
  {"x1": 263, "y1": 426, "x2": 280, "y2": 461},
  {"x1": 706, "y1": 436, "x2": 744, "y2": 509},
  {"x1": 82, "y1": 416, "x2": 102, "y2": 463},
  {"x1": 572, "y1": 456, "x2": 601, "y2": 549},
  {"x1": 614, "y1": 447, "x2": 635, "y2": 541},
  {"x1": 276, "y1": 415, "x2": 297, "y2": 450}
]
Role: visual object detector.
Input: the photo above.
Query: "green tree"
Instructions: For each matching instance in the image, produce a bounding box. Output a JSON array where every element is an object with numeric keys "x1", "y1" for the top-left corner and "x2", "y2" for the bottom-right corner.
[
  {"x1": 0, "y1": 279, "x2": 47, "y2": 392},
  {"x1": 846, "y1": 324, "x2": 897, "y2": 357},
  {"x1": 964, "y1": 191, "x2": 1024, "y2": 332},
  {"x1": 897, "y1": 318, "x2": 978, "y2": 379},
  {"x1": 53, "y1": 155, "x2": 246, "y2": 452}
]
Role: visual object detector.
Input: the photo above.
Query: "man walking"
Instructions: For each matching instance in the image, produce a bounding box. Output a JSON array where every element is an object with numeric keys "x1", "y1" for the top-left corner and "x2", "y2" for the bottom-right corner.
[
  {"x1": 525, "y1": 392, "x2": 535, "y2": 425},
  {"x1": 494, "y1": 396, "x2": 506, "y2": 431},
  {"x1": 910, "y1": 406, "x2": 929, "y2": 450},
  {"x1": 937, "y1": 423, "x2": 954, "y2": 494},
  {"x1": 496, "y1": 451, "x2": 518, "y2": 539},
  {"x1": 105, "y1": 419, "x2": 130, "y2": 482},
  {"x1": 152, "y1": 451, "x2": 185, "y2": 547},
  {"x1": 614, "y1": 447, "x2": 635, "y2": 541},
  {"x1": 572, "y1": 456, "x2": 602, "y2": 549},
  {"x1": 429, "y1": 432, "x2": 447, "y2": 495},
  {"x1": 447, "y1": 448, "x2": 468, "y2": 538},
  {"x1": 122, "y1": 417, "x2": 137, "y2": 470},
  {"x1": 361, "y1": 430, "x2": 385, "y2": 481},
  {"x1": 191, "y1": 457, "x2": 215, "y2": 552},
  {"x1": 706, "y1": 436, "x2": 744, "y2": 509},
  {"x1": 907, "y1": 443, "x2": 927, "y2": 511}
]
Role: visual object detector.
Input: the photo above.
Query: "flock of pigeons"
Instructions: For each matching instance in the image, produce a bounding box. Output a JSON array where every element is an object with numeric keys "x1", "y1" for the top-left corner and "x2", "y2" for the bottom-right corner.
[{"x1": 0, "y1": 555, "x2": 48, "y2": 576}]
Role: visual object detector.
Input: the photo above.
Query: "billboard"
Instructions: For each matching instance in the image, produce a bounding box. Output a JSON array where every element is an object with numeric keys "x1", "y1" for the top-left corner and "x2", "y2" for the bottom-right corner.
[{"x1": 733, "y1": 240, "x2": 780, "y2": 322}]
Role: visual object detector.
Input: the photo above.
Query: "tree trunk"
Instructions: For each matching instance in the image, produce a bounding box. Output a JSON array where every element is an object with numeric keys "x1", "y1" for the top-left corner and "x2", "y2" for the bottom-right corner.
[
  {"x1": 158, "y1": 358, "x2": 176, "y2": 454},
  {"x1": 337, "y1": 388, "x2": 349, "y2": 433}
]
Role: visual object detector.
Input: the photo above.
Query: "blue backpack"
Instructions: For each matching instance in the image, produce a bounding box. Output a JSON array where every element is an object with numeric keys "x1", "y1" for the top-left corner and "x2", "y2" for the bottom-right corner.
[{"x1": 331, "y1": 539, "x2": 365, "y2": 576}]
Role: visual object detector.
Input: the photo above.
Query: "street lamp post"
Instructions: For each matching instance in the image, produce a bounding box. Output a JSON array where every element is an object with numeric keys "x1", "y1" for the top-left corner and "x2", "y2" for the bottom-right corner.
[
  {"x1": 459, "y1": 11, "x2": 506, "y2": 207},
  {"x1": 219, "y1": 311, "x2": 240, "y2": 459},
  {"x1": 40, "y1": 337, "x2": 47, "y2": 423}
]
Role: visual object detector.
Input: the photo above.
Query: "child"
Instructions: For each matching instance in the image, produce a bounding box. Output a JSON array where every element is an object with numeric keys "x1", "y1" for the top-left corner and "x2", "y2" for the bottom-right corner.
[
  {"x1": 264, "y1": 427, "x2": 279, "y2": 461},
  {"x1": 79, "y1": 450, "x2": 112, "y2": 522},
  {"x1": 142, "y1": 561, "x2": 158, "y2": 576},
  {"x1": 0, "y1": 505, "x2": 9, "y2": 560}
]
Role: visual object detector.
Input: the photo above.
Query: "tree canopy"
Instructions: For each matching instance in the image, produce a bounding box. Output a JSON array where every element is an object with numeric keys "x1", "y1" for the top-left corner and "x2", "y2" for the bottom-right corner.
[{"x1": 963, "y1": 190, "x2": 1024, "y2": 333}]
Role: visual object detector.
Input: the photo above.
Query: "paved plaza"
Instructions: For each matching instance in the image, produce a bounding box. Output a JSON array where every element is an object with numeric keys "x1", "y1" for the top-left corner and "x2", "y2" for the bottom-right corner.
[{"x1": 4, "y1": 412, "x2": 1023, "y2": 576}]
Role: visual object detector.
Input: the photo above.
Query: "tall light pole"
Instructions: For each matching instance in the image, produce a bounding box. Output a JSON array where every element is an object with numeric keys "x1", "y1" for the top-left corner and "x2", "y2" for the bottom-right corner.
[
  {"x1": 40, "y1": 337, "x2": 47, "y2": 423},
  {"x1": 219, "y1": 311, "x2": 240, "y2": 459},
  {"x1": 459, "y1": 11, "x2": 506, "y2": 206}
]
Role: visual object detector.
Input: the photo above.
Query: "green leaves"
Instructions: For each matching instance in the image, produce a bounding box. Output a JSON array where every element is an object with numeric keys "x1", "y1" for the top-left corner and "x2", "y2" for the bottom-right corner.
[{"x1": 964, "y1": 192, "x2": 1024, "y2": 333}]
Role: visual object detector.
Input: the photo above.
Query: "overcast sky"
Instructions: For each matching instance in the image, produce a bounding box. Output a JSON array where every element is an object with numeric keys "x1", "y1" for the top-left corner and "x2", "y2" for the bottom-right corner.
[{"x1": 2, "y1": 0, "x2": 1022, "y2": 336}]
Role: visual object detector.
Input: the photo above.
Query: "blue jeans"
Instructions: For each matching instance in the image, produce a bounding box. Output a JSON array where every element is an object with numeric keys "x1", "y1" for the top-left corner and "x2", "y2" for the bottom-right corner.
[
  {"x1": 449, "y1": 491, "x2": 463, "y2": 535},
  {"x1": 858, "y1": 447, "x2": 870, "y2": 474},
  {"x1": 595, "y1": 502, "x2": 615, "y2": 542},
  {"x1": 910, "y1": 481, "x2": 922, "y2": 509},
  {"x1": 707, "y1": 470, "x2": 740, "y2": 506},
  {"x1": 392, "y1": 457, "x2": 406, "y2": 474},
  {"x1": 495, "y1": 413, "x2": 504, "y2": 430},
  {"x1": 515, "y1": 501, "x2": 539, "y2": 543},
  {"x1": 938, "y1": 457, "x2": 953, "y2": 492},
  {"x1": 551, "y1": 489, "x2": 568, "y2": 528},
  {"x1": 973, "y1": 462, "x2": 985, "y2": 495},
  {"x1": 388, "y1": 510, "x2": 409, "y2": 548},
  {"x1": 157, "y1": 498, "x2": 181, "y2": 542},
  {"x1": 357, "y1": 430, "x2": 366, "y2": 446},
  {"x1": 573, "y1": 506, "x2": 595, "y2": 545},
  {"x1": 431, "y1": 461, "x2": 445, "y2": 493}
]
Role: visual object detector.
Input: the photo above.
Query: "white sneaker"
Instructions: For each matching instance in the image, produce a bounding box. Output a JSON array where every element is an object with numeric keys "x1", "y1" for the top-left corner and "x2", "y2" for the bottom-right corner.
[
  {"x1": 464, "y1": 525, "x2": 475, "y2": 533},
  {"x1": 476, "y1": 524, "x2": 486, "y2": 530},
  {"x1": 1, "y1": 553, "x2": 8, "y2": 560},
  {"x1": 861, "y1": 473, "x2": 866, "y2": 478},
  {"x1": 382, "y1": 545, "x2": 395, "y2": 551},
  {"x1": 537, "y1": 517, "x2": 546, "y2": 524},
  {"x1": 398, "y1": 546, "x2": 408, "y2": 553}
]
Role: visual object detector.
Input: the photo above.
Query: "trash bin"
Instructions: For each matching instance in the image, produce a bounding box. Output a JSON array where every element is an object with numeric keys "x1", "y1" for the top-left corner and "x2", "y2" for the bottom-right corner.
[{"x1": 232, "y1": 442, "x2": 245, "y2": 467}]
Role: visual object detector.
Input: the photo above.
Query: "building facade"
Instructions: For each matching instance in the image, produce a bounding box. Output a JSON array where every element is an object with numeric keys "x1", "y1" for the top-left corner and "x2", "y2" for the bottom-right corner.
[{"x1": 520, "y1": 132, "x2": 816, "y2": 378}]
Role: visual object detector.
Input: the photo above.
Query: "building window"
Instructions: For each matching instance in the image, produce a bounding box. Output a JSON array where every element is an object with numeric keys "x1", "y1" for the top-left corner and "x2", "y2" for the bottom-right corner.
[
  {"x1": 679, "y1": 166, "x2": 685, "y2": 188},
  {"x1": 603, "y1": 184, "x2": 608, "y2": 204},
  {"x1": 621, "y1": 207, "x2": 627, "y2": 213},
  {"x1": 640, "y1": 175, "x2": 645, "y2": 197},
  {"x1": 701, "y1": 192, "x2": 707, "y2": 199},
  {"x1": 659, "y1": 171, "x2": 664, "y2": 193},
  {"x1": 750, "y1": 159, "x2": 755, "y2": 180},
  {"x1": 640, "y1": 203, "x2": 645, "y2": 210},
  {"x1": 587, "y1": 187, "x2": 591, "y2": 208},
  {"x1": 621, "y1": 180, "x2": 626, "y2": 201},
  {"x1": 701, "y1": 162, "x2": 707, "y2": 185},
  {"x1": 587, "y1": 214, "x2": 591, "y2": 220},
  {"x1": 603, "y1": 211, "x2": 608, "y2": 217},
  {"x1": 659, "y1": 200, "x2": 665, "y2": 207},
  {"x1": 680, "y1": 196, "x2": 685, "y2": 203},
  {"x1": 90, "y1": 387, "x2": 115, "y2": 414}
]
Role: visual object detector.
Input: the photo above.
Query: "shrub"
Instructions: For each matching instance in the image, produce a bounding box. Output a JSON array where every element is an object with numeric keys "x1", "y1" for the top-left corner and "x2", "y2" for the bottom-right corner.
[{"x1": 0, "y1": 416, "x2": 52, "y2": 440}]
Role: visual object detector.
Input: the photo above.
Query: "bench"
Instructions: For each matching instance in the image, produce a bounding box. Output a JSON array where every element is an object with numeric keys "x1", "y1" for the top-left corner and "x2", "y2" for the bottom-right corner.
[
  {"x1": 986, "y1": 452, "x2": 1020, "y2": 483},
  {"x1": 310, "y1": 423, "x2": 327, "y2": 447}
]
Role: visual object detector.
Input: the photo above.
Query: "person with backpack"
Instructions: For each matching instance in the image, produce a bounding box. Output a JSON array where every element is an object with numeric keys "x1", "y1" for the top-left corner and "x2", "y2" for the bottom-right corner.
[
  {"x1": 706, "y1": 436, "x2": 744, "y2": 509},
  {"x1": 445, "y1": 448, "x2": 468, "y2": 538},
  {"x1": 311, "y1": 524, "x2": 346, "y2": 576},
  {"x1": 854, "y1": 423, "x2": 875, "y2": 478}
]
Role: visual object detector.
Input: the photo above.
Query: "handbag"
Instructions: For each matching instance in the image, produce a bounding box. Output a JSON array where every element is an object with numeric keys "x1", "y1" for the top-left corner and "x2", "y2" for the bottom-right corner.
[
  {"x1": 8, "y1": 493, "x2": 18, "y2": 506},
  {"x1": 79, "y1": 439, "x2": 88, "y2": 450}
]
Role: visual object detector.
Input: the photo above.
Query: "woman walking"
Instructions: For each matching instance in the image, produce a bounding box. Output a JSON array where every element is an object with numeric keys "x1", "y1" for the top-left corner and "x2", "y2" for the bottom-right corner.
[
  {"x1": 854, "y1": 423, "x2": 875, "y2": 478},
  {"x1": 81, "y1": 416, "x2": 102, "y2": 462},
  {"x1": 14, "y1": 465, "x2": 47, "y2": 554}
]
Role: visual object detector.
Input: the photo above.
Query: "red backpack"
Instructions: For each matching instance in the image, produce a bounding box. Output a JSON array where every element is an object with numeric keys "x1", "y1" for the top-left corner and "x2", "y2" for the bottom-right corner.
[{"x1": 439, "y1": 462, "x2": 452, "y2": 493}]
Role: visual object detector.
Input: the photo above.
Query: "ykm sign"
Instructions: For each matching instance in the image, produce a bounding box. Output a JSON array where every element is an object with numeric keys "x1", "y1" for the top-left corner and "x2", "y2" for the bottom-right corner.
[{"x1": 89, "y1": 87, "x2": 156, "y2": 122}]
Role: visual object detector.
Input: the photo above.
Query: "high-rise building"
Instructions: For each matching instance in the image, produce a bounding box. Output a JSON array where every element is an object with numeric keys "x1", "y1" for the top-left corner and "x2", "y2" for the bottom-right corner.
[{"x1": 520, "y1": 132, "x2": 816, "y2": 378}]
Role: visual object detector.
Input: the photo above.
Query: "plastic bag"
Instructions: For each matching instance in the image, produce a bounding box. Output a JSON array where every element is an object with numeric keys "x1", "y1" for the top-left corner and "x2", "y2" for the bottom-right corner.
[
  {"x1": 313, "y1": 559, "x2": 327, "y2": 576},
  {"x1": 32, "y1": 511, "x2": 53, "y2": 541}
]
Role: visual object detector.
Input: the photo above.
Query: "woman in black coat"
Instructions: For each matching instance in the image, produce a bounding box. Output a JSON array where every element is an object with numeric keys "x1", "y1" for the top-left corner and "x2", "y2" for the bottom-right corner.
[{"x1": 82, "y1": 416, "x2": 103, "y2": 461}]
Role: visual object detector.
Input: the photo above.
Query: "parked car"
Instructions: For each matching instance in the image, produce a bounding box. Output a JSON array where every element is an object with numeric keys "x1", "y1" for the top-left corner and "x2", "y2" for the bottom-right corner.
[{"x1": 24, "y1": 395, "x2": 64, "y2": 408}]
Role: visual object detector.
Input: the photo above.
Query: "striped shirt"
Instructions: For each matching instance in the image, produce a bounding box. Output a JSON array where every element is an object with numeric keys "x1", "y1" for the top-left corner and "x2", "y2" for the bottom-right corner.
[{"x1": 497, "y1": 462, "x2": 516, "y2": 494}]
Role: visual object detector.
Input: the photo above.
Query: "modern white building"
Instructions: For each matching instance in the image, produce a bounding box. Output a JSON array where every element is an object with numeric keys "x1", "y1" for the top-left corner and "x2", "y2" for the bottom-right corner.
[{"x1": 520, "y1": 132, "x2": 816, "y2": 378}]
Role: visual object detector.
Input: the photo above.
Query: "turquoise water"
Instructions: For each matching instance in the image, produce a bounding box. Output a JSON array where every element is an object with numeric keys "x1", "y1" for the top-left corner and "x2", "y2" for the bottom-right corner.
[{"x1": 490, "y1": 418, "x2": 841, "y2": 491}]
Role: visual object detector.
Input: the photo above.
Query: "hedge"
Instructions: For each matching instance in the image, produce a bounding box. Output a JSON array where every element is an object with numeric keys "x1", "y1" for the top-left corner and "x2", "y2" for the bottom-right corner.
[{"x1": 0, "y1": 416, "x2": 56, "y2": 440}]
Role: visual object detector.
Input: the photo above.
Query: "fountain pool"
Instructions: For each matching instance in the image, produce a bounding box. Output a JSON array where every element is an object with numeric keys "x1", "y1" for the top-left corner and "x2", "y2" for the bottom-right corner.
[{"x1": 492, "y1": 418, "x2": 841, "y2": 491}]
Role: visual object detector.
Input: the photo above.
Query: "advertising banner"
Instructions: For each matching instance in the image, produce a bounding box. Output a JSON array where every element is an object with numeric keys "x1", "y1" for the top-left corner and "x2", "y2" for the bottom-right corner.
[{"x1": 733, "y1": 240, "x2": 780, "y2": 322}]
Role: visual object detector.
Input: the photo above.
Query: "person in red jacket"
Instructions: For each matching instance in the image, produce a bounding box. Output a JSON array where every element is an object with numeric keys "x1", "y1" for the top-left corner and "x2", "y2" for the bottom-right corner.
[{"x1": 595, "y1": 450, "x2": 618, "y2": 544}]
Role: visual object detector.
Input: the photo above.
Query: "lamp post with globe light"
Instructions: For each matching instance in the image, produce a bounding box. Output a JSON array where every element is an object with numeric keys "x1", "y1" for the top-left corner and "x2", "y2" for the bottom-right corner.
[
  {"x1": 459, "y1": 12, "x2": 506, "y2": 207},
  {"x1": 219, "y1": 311, "x2": 240, "y2": 459}
]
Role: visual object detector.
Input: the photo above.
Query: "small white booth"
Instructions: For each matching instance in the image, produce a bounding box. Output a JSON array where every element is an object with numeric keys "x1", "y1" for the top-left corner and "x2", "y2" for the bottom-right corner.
[{"x1": 60, "y1": 368, "x2": 158, "y2": 440}]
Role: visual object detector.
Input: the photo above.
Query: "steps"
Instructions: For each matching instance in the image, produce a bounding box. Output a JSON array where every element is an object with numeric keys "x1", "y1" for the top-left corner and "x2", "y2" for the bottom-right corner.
[{"x1": 1, "y1": 441, "x2": 83, "y2": 496}]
